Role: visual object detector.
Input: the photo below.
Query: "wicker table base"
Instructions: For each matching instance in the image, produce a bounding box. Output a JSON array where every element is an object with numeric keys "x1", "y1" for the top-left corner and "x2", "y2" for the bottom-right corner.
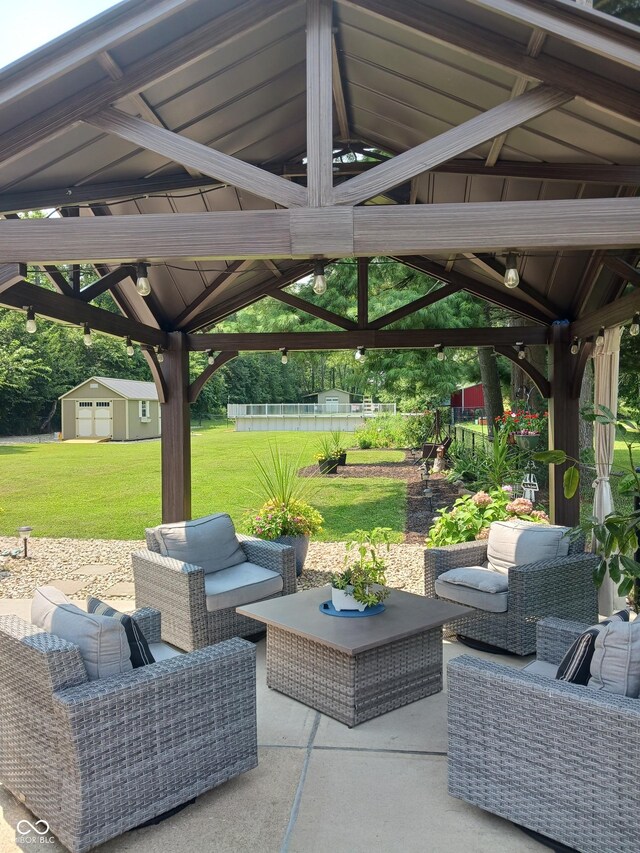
[
  {"x1": 238, "y1": 587, "x2": 470, "y2": 727},
  {"x1": 267, "y1": 624, "x2": 443, "y2": 726}
]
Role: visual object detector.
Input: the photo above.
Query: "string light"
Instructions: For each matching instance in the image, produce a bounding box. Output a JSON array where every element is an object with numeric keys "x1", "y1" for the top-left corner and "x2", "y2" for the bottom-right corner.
[
  {"x1": 207, "y1": 350, "x2": 215, "y2": 365},
  {"x1": 504, "y1": 252, "x2": 520, "y2": 289},
  {"x1": 313, "y1": 261, "x2": 327, "y2": 295},
  {"x1": 596, "y1": 327, "x2": 605, "y2": 347},
  {"x1": 435, "y1": 344, "x2": 446, "y2": 361},
  {"x1": 630, "y1": 314, "x2": 640, "y2": 337},
  {"x1": 517, "y1": 343, "x2": 526, "y2": 360},
  {"x1": 83, "y1": 322, "x2": 92, "y2": 347},
  {"x1": 136, "y1": 262, "x2": 151, "y2": 297},
  {"x1": 280, "y1": 347, "x2": 288, "y2": 365},
  {"x1": 126, "y1": 336, "x2": 134, "y2": 357},
  {"x1": 355, "y1": 346, "x2": 366, "y2": 361},
  {"x1": 156, "y1": 347, "x2": 164, "y2": 363},
  {"x1": 25, "y1": 307, "x2": 36, "y2": 334},
  {"x1": 570, "y1": 337, "x2": 580, "y2": 355}
]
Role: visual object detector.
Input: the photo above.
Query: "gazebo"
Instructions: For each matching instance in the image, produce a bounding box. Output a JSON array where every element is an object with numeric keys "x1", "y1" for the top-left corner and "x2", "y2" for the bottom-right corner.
[{"x1": 0, "y1": 0, "x2": 639, "y2": 528}]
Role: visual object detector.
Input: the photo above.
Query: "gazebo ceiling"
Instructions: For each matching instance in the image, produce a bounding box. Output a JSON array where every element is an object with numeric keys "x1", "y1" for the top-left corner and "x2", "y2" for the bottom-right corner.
[{"x1": 0, "y1": 0, "x2": 639, "y2": 333}]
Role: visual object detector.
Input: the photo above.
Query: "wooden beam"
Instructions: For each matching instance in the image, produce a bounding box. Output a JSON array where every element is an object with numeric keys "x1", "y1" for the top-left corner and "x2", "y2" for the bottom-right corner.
[
  {"x1": 394, "y1": 256, "x2": 552, "y2": 325},
  {"x1": 3, "y1": 197, "x2": 640, "y2": 262},
  {"x1": 306, "y1": 0, "x2": 335, "y2": 206},
  {"x1": 465, "y1": 253, "x2": 562, "y2": 318},
  {"x1": 341, "y1": 0, "x2": 640, "y2": 125},
  {"x1": 0, "y1": 263, "x2": 27, "y2": 295},
  {"x1": 334, "y1": 85, "x2": 572, "y2": 206},
  {"x1": 0, "y1": 0, "x2": 293, "y2": 169},
  {"x1": 494, "y1": 345, "x2": 550, "y2": 398},
  {"x1": 0, "y1": 281, "x2": 168, "y2": 347},
  {"x1": 571, "y1": 288, "x2": 640, "y2": 338},
  {"x1": 188, "y1": 351, "x2": 239, "y2": 403},
  {"x1": 357, "y1": 258, "x2": 369, "y2": 329},
  {"x1": 271, "y1": 290, "x2": 358, "y2": 330},
  {"x1": 548, "y1": 322, "x2": 580, "y2": 526},
  {"x1": 602, "y1": 256, "x2": 640, "y2": 288},
  {"x1": 431, "y1": 161, "x2": 640, "y2": 185},
  {"x1": 187, "y1": 326, "x2": 548, "y2": 352},
  {"x1": 85, "y1": 108, "x2": 306, "y2": 209},
  {"x1": 570, "y1": 340, "x2": 594, "y2": 399},
  {"x1": 174, "y1": 261, "x2": 253, "y2": 329},
  {"x1": 78, "y1": 265, "x2": 133, "y2": 302},
  {"x1": 141, "y1": 346, "x2": 168, "y2": 404},
  {"x1": 462, "y1": 0, "x2": 640, "y2": 73},
  {"x1": 369, "y1": 283, "x2": 463, "y2": 330},
  {"x1": 160, "y1": 332, "x2": 191, "y2": 522},
  {"x1": 332, "y1": 34, "x2": 350, "y2": 141}
]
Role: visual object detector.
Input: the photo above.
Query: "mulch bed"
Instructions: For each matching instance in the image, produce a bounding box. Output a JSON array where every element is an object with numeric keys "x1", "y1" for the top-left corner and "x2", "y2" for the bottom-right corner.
[{"x1": 301, "y1": 453, "x2": 461, "y2": 545}]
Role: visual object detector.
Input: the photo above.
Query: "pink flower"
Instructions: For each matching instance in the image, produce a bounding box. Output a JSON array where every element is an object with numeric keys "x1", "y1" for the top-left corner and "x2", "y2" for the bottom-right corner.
[
  {"x1": 501, "y1": 485, "x2": 513, "y2": 493},
  {"x1": 472, "y1": 491, "x2": 493, "y2": 507},
  {"x1": 506, "y1": 498, "x2": 534, "y2": 515}
]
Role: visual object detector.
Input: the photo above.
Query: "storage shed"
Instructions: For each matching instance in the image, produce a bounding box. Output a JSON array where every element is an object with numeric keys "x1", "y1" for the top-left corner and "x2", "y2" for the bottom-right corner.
[
  {"x1": 59, "y1": 377, "x2": 160, "y2": 441},
  {"x1": 302, "y1": 388, "x2": 360, "y2": 409}
]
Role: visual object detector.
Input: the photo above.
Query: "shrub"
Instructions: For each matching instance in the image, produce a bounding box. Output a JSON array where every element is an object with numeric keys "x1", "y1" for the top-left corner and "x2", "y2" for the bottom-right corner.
[
  {"x1": 354, "y1": 412, "x2": 436, "y2": 449},
  {"x1": 247, "y1": 498, "x2": 323, "y2": 539},
  {"x1": 425, "y1": 488, "x2": 549, "y2": 547}
]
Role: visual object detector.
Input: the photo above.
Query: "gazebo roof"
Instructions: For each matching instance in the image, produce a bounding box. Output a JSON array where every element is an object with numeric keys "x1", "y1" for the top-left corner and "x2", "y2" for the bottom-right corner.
[{"x1": 1, "y1": 0, "x2": 639, "y2": 337}]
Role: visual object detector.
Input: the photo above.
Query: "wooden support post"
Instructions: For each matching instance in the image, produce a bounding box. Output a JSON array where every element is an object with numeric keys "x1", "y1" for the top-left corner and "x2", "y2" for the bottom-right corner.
[
  {"x1": 306, "y1": 0, "x2": 334, "y2": 207},
  {"x1": 548, "y1": 323, "x2": 580, "y2": 526},
  {"x1": 357, "y1": 258, "x2": 368, "y2": 329},
  {"x1": 160, "y1": 332, "x2": 191, "y2": 523}
]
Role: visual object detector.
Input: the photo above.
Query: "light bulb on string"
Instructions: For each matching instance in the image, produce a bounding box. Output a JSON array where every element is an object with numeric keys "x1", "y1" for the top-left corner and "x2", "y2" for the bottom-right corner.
[
  {"x1": 207, "y1": 350, "x2": 215, "y2": 366},
  {"x1": 280, "y1": 348, "x2": 288, "y2": 365},
  {"x1": 435, "y1": 344, "x2": 446, "y2": 361},
  {"x1": 504, "y1": 252, "x2": 520, "y2": 289},
  {"x1": 156, "y1": 347, "x2": 164, "y2": 363},
  {"x1": 570, "y1": 337, "x2": 580, "y2": 355},
  {"x1": 630, "y1": 314, "x2": 640, "y2": 337},
  {"x1": 596, "y1": 327, "x2": 605, "y2": 347},
  {"x1": 83, "y1": 322, "x2": 92, "y2": 347},
  {"x1": 25, "y1": 307, "x2": 36, "y2": 334},
  {"x1": 313, "y1": 261, "x2": 327, "y2": 295},
  {"x1": 517, "y1": 343, "x2": 526, "y2": 361},
  {"x1": 136, "y1": 262, "x2": 151, "y2": 297},
  {"x1": 355, "y1": 346, "x2": 366, "y2": 362},
  {"x1": 126, "y1": 337, "x2": 134, "y2": 357}
]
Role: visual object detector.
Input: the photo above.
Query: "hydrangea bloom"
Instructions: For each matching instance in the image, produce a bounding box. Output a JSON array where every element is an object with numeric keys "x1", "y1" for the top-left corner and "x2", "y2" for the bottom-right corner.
[
  {"x1": 506, "y1": 498, "x2": 534, "y2": 515},
  {"x1": 471, "y1": 491, "x2": 493, "y2": 507}
]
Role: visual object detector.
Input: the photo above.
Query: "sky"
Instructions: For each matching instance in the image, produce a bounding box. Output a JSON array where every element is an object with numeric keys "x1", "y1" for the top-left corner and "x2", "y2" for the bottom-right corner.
[{"x1": 0, "y1": 0, "x2": 121, "y2": 70}]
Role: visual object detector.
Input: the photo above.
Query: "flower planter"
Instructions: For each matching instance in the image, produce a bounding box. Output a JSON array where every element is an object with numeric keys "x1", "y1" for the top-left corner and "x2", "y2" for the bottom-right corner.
[
  {"x1": 274, "y1": 534, "x2": 309, "y2": 577},
  {"x1": 331, "y1": 586, "x2": 368, "y2": 612},
  {"x1": 318, "y1": 457, "x2": 339, "y2": 475},
  {"x1": 514, "y1": 433, "x2": 540, "y2": 451},
  {"x1": 337, "y1": 452, "x2": 347, "y2": 466}
]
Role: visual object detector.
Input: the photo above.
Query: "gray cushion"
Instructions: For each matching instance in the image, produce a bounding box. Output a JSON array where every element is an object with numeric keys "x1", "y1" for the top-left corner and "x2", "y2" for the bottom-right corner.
[
  {"x1": 152, "y1": 513, "x2": 246, "y2": 575},
  {"x1": 31, "y1": 586, "x2": 132, "y2": 681},
  {"x1": 148, "y1": 641, "x2": 183, "y2": 662},
  {"x1": 589, "y1": 621, "x2": 640, "y2": 697},
  {"x1": 487, "y1": 520, "x2": 571, "y2": 575},
  {"x1": 435, "y1": 578, "x2": 508, "y2": 613},
  {"x1": 522, "y1": 659, "x2": 558, "y2": 679},
  {"x1": 204, "y1": 562, "x2": 283, "y2": 612},
  {"x1": 438, "y1": 567, "x2": 508, "y2": 594}
]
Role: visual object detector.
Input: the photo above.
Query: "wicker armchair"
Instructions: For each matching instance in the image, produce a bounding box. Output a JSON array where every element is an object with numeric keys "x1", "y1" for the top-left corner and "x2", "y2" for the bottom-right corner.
[
  {"x1": 424, "y1": 537, "x2": 598, "y2": 655},
  {"x1": 448, "y1": 617, "x2": 638, "y2": 853},
  {"x1": 133, "y1": 531, "x2": 296, "y2": 651},
  {"x1": 0, "y1": 608, "x2": 257, "y2": 853}
]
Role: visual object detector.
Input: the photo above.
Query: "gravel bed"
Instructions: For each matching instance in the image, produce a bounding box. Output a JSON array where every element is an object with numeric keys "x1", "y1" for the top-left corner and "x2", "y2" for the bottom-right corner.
[
  {"x1": 0, "y1": 537, "x2": 426, "y2": 598},
  {"x1": 0, "y1": 433, "x2": 58, "y2": 445}
]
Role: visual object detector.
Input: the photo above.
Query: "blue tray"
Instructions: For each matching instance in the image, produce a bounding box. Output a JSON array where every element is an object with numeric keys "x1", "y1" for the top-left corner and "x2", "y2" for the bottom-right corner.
[{"x1": 319, "y1": 600, "x2": 386, "y2": 618}]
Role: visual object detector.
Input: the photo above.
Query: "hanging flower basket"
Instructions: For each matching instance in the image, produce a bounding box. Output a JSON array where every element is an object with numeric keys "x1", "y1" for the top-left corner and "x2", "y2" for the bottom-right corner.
[{"x1": 514, "y1": 432, "x2": 540, "y2": 451}]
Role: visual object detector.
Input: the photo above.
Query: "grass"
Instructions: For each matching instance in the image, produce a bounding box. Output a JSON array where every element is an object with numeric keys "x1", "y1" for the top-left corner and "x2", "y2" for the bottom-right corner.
[{"x1": 0, "y1": 427, "x2": 406, "y2": 542}]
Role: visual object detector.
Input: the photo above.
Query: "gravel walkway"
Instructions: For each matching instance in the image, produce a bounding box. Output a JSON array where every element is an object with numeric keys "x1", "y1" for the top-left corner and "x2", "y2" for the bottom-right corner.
[{"x1": 0, "y1": 432, "x2": 58, "y2": 445}]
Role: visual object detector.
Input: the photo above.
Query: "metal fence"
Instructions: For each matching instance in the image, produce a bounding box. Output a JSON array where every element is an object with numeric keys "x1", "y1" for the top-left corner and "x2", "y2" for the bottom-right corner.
[
  {"x1": 449, "y1": 424, "x2": 492, "y2": 452},
  {"x1": 227, "y1": 402, "x2": 396, "y2": 417}
]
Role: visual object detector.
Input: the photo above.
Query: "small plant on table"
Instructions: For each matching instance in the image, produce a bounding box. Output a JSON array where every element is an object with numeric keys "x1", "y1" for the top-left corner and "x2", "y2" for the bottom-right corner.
[{"x1": 331, "y1": 527, "x2": 392, "y2": 610}]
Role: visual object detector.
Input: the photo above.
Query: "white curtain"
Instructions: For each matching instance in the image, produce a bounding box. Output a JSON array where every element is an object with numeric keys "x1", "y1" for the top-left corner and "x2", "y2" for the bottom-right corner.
[{"x1": 592, "y1": 326, "x2": 625, "y2": 615}]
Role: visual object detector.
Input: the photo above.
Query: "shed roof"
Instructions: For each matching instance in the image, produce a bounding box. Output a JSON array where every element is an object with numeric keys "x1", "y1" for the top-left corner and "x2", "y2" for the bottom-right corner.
[{"x1": 60, "y1": 376, "x2": 159, "y2": 400}]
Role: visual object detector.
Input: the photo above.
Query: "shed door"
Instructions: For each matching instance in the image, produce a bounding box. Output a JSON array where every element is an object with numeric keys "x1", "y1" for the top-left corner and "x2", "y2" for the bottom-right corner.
[
  {"x1": 94, "y1": 401, "x2": 112, "y2": 437},
  {"x1": 325, "y1": 396, "x2": 339, "y2": 413},
  {"x1": 76, "y1": 402, "x2": 93, "y2": 437}
]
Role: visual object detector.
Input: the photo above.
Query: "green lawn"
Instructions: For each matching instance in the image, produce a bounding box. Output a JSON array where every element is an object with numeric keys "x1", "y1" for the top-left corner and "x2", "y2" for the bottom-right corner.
[{"x1": 0, "y1": 428, "x2": 406, "y2": 542}]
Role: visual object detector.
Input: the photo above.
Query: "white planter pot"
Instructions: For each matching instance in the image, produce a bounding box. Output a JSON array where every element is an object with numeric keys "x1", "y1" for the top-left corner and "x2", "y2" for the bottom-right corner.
[{"x1": 331, "y1": 586, "x2": 367, "y2": 612}]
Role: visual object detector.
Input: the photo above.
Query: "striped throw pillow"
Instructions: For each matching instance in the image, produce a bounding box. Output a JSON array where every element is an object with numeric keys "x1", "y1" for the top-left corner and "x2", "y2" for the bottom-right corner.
[
  {"x1": 556, "y1": 610, "x2": 629, "y2": 685},
  {"x1": 87, "y1": 597, "x2": 155, "y2": 668}
]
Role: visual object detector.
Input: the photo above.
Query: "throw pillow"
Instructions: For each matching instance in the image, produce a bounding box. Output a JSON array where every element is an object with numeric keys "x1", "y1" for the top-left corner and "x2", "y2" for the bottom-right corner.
[
  {"x1": 87, "y1": 597, "x2": 155, "y2": 668},
  {"x1": 589, "y1": 619, "x2": 640, "y2": 697},
  {"x1": 438, "y1": 567, "x2": 508, "y2": 594},
  {"x1": 151, "y1": 513, "x2": 246, "y2": 574},
  {"x1": 556, "y1": 610, "x2": 629, "y2": 685}
]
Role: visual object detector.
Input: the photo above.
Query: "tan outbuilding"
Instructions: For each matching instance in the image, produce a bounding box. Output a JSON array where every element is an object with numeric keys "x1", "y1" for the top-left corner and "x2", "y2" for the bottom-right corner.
[{"x1": 59, "y1": 377, "x2": 160, "y2": 442}]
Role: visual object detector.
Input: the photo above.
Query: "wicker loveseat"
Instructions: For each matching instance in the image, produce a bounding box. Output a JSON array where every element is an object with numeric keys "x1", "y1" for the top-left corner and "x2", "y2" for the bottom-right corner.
[
  {"x1": 448, "y1": 617, "x2": 638, "y2": 853},
  {"x1": 132, "y1": 514, "x2": 297, "y2": 651},
  {"x1": 424, "y1": 522, "x2": 598, "y2": 655},
  {"x1": 0, "y1": 607, "x2": 257, "y2": 853}
]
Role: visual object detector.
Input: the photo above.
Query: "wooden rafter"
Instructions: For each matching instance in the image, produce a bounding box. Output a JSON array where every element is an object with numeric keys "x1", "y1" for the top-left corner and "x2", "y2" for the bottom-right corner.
[
  {"x1": 78, "y1": 265, "x2": 133, "y2": 302},
  {"x1": 141, "y1": 346, "x2": 168, "y2": 404},
  {"x1": 0, "y1": 0, "x2": 293, "y2": 169},
  {"x1": 334, "y1": 85, "x2": 572, "y2": 206},
  {"x1": 174, "y1": 261, "x2": 253, "y2": 329},
  {"x1": 85, "y1": 108, "x2": 306, "y2": 209},
  {"x1": 342, "y1": 0, "x2": 640, "y2": 125},
  {"x1": 571, "y1": 288, "x2": 640, "y2": 338},
  {"x1": 464, "y1": 253, "x2": 562, "y2": 318},
  {"x1": 306, "y1": 0, "x2": 334, "y2": 207},
  {"x1": 270, "y1": 290, "x2": 357, "y2": 331},
  {"x1": 0, "y1": 263, "x2": 26, "y2": 295},
  {"x1": 369, "y1": 283, "x2": 463, "y2": 330},
  {"x1": 3, "y1": 197, "x2": 640, "y2": 262},
  {"x1": 603, "y1": 256, "x2": 640, "y2": 288},
  {"x1": 332, "y1": 34, "x2": 350, "y2": 141},
  {"x1": 494, "y1": 345, "x2": 550, "y2": 398},
  {"x1": 188, "y1": 351, "x2": 239, "y2": 403},
  {"x1": 187, "y1": 326, "x2": 549, "y2": 352}
]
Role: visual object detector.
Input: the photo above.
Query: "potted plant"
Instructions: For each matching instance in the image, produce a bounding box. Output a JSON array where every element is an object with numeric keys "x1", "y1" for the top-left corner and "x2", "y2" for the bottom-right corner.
[
  {"x1": 316, "y1": 435, "x2": 339, "y2": 474},
  {"x1": 514, "y1": 429, "x2": 541, "y2": 451},
  {"x1": 496, "y1": 409, "x2": 548, "y2": 449},
  {"x1": 246, "y1": 443, "x2": 323, "y2": 576},
  {"x1": 330, "y1": 430, "x2": 347, "y2": 466},
  {"x1": 330, "y1": 528, "x2": 392, "y2": 612}
]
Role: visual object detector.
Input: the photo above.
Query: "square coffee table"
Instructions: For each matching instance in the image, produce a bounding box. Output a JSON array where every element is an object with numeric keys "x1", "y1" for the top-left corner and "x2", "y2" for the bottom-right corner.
[{"x1": 237, "y1": 587, "x2": 470, "y2": 727}]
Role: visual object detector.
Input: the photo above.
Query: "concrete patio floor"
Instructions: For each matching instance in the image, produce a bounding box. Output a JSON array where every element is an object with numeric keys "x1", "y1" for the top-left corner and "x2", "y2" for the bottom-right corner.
[{"x1": 0, "y1": 598, "x2": 544, "y2": 853}]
